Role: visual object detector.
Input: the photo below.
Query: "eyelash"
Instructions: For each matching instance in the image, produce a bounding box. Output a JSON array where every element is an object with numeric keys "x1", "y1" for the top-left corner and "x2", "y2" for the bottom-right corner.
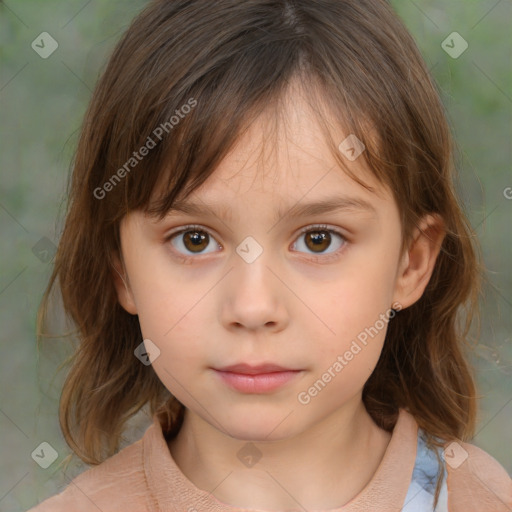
[{"x1": 165, "y1": 224, "x2": 348, "y2": 263}]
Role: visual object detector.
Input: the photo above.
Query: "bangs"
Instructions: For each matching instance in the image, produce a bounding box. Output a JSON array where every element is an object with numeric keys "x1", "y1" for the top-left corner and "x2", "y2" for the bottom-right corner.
[
  {"x1": 90, "y1": 0, "x2": 427, "y2": 233},
  {"x1": 142, "y1": 74, "x2": 387, "y2": 224}
]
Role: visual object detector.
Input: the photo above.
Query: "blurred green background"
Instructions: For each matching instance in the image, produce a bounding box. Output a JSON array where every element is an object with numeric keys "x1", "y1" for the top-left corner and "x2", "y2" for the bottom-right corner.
[{"x1": 1, "y1": 0, "x2": 510, "y2": 509}]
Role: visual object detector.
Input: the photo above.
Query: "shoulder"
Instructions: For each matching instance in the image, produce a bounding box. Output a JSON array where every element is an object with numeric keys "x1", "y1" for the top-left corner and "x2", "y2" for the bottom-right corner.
[
  {"x1": 443, "y1": 439, "x2": 512, "y2": 511},
  {"x1": 26, "y1": 436, "x2": 153, "y2": 512}
]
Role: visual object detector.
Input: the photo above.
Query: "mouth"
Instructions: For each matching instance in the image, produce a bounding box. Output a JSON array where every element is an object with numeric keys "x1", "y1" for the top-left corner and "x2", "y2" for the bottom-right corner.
[
  {"x1": 212, "y1": 363, "x2": 304, "y2": 393},
  {"x1": 215, "y1": 363, "x2": 299, "y2": 374}
]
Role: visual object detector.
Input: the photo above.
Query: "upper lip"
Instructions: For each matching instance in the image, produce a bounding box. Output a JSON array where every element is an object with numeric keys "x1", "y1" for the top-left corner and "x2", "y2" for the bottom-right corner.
[{"x1": 214, "y1": 363, "x2": 299, "y2": 374}]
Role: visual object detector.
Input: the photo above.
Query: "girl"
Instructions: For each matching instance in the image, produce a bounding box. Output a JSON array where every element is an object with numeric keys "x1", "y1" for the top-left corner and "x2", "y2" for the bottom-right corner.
[{"x1": 30, "y1": 0, "x2": 511, "y2": 511}]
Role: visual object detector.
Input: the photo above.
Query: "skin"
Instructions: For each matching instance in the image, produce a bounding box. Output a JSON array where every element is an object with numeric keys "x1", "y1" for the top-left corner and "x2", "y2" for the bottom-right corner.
[{"x1": 113, "y1": 84, "x2": 445, "y2": 510}]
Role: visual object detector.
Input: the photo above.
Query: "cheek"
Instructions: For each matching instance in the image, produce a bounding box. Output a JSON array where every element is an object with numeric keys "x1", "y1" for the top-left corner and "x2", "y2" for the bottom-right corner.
[
  {"x1": 307, "y1": 295, "x2": 389, "y2": 407},
  {"x1": 127, "y1": 244, "x2": 204, "y2": 331},
  {"x1": 322, "y1": 257, "x2": 397, "y2": 337},
  {"x1": 309, "y1": 251, "x2": 397, "y2": 384},
  {"x1": 136, "y1": 286, "x2": 209, "y2": 399},
  {"x1": 136, "y1": 295, "x2": 206, "y2": 353},
  {"x1": 129, "y1": 264, "x2": 214, "y2": 370}
]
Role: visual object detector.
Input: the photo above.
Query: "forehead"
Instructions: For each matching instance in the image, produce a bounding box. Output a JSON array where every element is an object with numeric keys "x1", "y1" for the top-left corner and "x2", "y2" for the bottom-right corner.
[
  {"x1": 143, "y1": 80, "x2": 394, "y2": 228},
  {"x1": 175, "y1": 88, "x2": 384, "y2": 206}
]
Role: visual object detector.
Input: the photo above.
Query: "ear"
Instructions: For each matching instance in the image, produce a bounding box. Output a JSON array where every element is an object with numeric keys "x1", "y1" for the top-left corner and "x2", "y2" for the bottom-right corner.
[
  {"x1": 393, "y1": 214, "x2": 445, "y2": 310},
  {"x1": 111, "y1": 252, "x2": 138, "y2": 315}
]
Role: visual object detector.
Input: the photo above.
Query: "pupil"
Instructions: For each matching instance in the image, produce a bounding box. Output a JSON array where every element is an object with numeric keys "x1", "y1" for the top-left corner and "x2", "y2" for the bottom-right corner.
[{"x1": 190, "y1": 232, "x2": 203, "y2": 245}]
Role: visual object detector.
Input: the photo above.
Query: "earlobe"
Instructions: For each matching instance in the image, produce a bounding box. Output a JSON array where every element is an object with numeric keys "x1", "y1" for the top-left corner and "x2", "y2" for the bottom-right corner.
[
  {"x1": 111, "y1": 253, "x2": 138, "y2": 315},
  {"x1": 393, "y1": 214, "x2": 445, "y2": 309}
]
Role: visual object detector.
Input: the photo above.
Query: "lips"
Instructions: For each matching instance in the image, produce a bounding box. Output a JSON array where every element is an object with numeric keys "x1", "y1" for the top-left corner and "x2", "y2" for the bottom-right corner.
[
  {"x1": 215, "y1": 363, "x2": 296, "y2": 375},
  {"x1": 212, "y1": 363, "x2": 304, "y2": 393}
]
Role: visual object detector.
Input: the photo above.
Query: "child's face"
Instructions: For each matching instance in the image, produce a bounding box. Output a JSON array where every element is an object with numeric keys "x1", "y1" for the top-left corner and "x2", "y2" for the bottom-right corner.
[{"x1": 114, "y1": 90, "x2": 418, "y2": 441}]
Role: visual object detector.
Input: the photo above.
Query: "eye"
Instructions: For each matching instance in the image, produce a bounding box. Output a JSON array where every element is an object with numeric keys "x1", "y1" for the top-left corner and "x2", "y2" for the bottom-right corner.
[
  {"x1": 165, "y1": 223, "x2": 347, "y2": 261},
  {"x1": 166, "y1": 225, "x2": 221, "y2": 258},
  {"x1": 291, "y1": 224, "x2": 346, "y2": 258}
]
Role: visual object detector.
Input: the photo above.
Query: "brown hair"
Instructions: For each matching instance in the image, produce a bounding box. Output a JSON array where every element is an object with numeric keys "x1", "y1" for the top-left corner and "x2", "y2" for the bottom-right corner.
[{"x1": 37, "y1": 0, "x2": 481, "y2": 505}]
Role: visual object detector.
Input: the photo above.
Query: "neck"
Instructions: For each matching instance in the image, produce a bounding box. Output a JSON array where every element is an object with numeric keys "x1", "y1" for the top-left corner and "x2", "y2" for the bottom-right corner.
[{"x1": 168, "y1": 398, "x2": 392, "y2": 510}]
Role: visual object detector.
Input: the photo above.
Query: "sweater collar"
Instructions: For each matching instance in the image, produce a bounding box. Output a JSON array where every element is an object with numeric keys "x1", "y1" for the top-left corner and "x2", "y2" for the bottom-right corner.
[{"x1": 143, "y1": 408, "x2": 418, "y2": 511}]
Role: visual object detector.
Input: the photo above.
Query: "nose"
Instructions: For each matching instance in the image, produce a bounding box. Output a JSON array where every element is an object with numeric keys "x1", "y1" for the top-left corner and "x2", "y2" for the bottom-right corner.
[{"x1": 220, "y1": 251, "x2": 289, "y2": 333}]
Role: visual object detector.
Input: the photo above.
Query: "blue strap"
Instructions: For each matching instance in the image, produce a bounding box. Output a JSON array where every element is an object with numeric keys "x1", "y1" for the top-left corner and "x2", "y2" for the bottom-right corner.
[{"x1": 401, "y1": 429, "x2": 448, "y2": 511}]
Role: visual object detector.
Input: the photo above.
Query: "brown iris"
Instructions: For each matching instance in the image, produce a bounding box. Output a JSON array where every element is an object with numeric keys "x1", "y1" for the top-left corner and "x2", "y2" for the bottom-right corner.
[
  {"x1": 305, "y1": 230, "x2": 331, "y2": 253},
  {"x1": 183, "y1": 230, "x2": 209, "y2": 253}
]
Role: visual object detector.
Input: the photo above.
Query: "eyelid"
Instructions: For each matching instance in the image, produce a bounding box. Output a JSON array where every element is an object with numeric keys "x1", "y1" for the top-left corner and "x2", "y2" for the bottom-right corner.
[
  {"x1": 295, "y1": 223, "x2": 346, "y2": 238},
  {"x1": 166, "y1": 223, "x2": 347, "y2": 240}
]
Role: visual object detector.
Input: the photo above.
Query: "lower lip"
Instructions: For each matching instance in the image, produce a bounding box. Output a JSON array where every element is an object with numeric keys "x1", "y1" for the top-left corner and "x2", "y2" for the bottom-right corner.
[{"x1": 213, "y1": 370, "x2": 302, "y2": 393}]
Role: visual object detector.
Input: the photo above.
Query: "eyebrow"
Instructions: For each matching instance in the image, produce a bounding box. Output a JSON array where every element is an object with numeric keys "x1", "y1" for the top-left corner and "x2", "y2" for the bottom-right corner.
[{"x1": 163, "y1": 195, "x2": 377, "y2": 224}]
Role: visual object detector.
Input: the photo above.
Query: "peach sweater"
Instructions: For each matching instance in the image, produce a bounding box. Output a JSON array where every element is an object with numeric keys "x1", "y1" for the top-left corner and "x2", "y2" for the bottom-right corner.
[{"x1": 28, "y1": 408, "x2": 511, "y2": 511}]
